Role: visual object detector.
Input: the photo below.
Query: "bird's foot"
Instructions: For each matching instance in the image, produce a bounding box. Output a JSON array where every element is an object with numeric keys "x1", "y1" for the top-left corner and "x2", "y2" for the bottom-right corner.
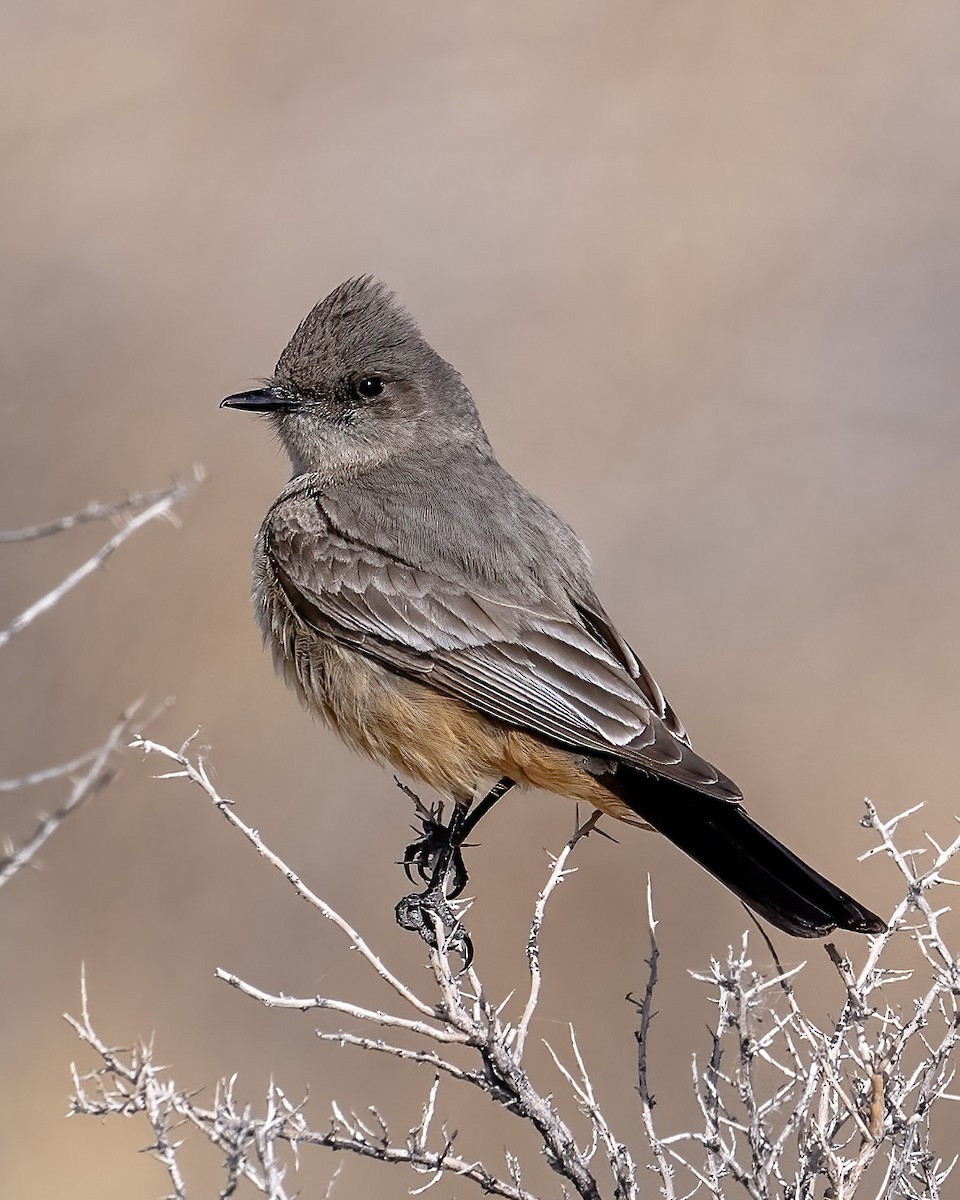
[
  {"x1": 402, "y1": 806, "x2": 469, "y2": 899},
  {"x1": 395, "y1": 887, "x2": 473, "y2": 968}
]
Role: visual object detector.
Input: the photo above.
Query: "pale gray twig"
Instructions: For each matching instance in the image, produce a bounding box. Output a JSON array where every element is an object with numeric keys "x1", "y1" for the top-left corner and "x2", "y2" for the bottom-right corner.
[
  {"x1": 78, "y1": 737, "x2": 612, "y2": 1199},
  {"x1": 633, "y1": 877, "x2": 676, "y2": 1200},
  {"x1": 0, "y1": 469, "x2": 202, "y2": 651},
  {"x1": 0, "y1": 749, "x2": 102, "y2": 793},
  {"x1": 0, "y1": 484, "x2": 195, "y2": 542},
  {"x1": 516, "y1": 810, "x2": 601, "y2": 1060},
  {"x1": 0, "y1": 707, "x2": 139, "y2": 889},
  {"x1": 1, "y1": 475, "x2": 199, "y2": 884},
  {"x1": 135, "y1": 733, "x2": 440, "y2": 1021},
  {"x1": 637, "y1": 800, "x2": 959, "y2": 1200},
  {"x1": 66, "y1": 745, "x2": 960, "y2": 1200}
]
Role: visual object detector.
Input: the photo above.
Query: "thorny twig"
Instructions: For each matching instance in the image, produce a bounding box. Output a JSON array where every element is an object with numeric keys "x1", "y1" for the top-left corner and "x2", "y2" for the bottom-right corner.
[
  {"x1": 68, "y1": 742, "x2": 959, "y2": 1200},
  {"x1": 0, "y1": 749, "x2": 109, "y2": 794},
  {"x1": 0, "y1": 707, "x2": 140, "y2": 889},
  {"x1": 635, "y1": 799, "x2": 960, "y2": 1200},
  {"x1": 0, "y1": 484, "x2": 198, "y2": 543},
  {"x1": 1, "y1": 474, "x2": 199, "y2": 885},
  {"x1": 632, "y1": 877, "x2": 676, "y2": 1199},
  {"x1": 74, "y1": 736, "x2": 617, "y2": 1199},
  {"x1": 516, "y1": 809, "x2": 601, "y2": 1059},
  {"x1": 0, "y1": 469, "x2": 202, "y2": 651}
]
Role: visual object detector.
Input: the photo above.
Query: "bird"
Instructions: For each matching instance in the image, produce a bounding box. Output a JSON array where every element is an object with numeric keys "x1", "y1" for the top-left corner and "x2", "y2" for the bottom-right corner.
[{"x1": 221, "y1": 276, "x2": 884, "y2": 943}]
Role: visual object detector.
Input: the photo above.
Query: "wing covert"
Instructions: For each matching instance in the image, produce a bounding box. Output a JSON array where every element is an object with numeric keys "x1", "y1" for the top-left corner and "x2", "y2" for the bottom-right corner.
[{"x1": 267, "y1": 502, "x2": 739, "y2": 799}]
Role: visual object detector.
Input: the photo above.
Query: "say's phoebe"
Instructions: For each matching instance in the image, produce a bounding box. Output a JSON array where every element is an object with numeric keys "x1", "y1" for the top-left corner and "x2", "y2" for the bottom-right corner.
[{"x1": 222, "y1": 276, "x2": 884, "y2": 940}]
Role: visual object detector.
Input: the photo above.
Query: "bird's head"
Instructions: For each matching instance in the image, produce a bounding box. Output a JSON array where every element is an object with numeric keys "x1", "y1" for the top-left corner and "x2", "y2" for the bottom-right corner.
[{"x1": 221, "y1": 277, "x2": 485, "y2": 478}]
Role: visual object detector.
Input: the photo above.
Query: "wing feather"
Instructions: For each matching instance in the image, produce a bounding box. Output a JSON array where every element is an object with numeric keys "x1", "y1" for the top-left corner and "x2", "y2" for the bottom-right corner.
[{"x1": 268, "y1": 504, "x2": 740, "y2": 800}]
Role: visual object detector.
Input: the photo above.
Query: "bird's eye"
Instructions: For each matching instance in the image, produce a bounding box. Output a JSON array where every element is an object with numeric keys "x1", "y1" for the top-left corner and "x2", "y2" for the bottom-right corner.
[{"x1": 355, "y1": 376, "x2": 385, "y2": 400}]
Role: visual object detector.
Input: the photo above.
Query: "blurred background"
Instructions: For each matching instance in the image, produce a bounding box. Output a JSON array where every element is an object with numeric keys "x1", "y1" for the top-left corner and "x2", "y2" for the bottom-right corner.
[{"x1": 2, "y1": 1, "x2": 959, "y2": 1194}]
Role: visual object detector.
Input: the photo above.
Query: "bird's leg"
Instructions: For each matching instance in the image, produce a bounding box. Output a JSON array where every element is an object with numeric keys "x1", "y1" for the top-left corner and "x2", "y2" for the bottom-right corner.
[
  {"x1": 402, "y1": 800, "x2": 458, "y2": 891},
  {"x1": 396, "y1": 777, "x2": 515, "y2": 964},
  {"x1": 458, "y1": 776, "x2": 513, "y2": 844},
  {"x1": 396, "y1": 800, "x2": 471, "y2": 960},
  {"x1": 402, "y1": 777, "x2": 514, "y2": 898}
]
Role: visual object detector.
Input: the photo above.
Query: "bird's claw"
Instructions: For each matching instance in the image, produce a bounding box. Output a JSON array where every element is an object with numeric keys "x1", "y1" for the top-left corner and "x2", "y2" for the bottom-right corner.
[
  {"x1": 401, "y1": 819, "x2": 444, "y2": 885},
  {"x1": 395, "y1": 888, "x2": 473, "y2": 968},
  {"x1": 402, "y1": 821, "x2": 469, "y2": 898}
]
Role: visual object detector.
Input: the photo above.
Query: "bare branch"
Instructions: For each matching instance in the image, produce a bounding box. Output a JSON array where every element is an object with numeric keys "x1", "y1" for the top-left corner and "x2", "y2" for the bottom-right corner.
[
  {"x1": 516, "y1": 810, "x2": 600, "y2": 1059},
  {"x1": 0, "y1": 749, "x2": 104, "y2": 793},
  {"x1": 0, "y1": 483, "x2": 198, "y2": 543},
  {"x1": 645, "y1": 801, "x2": 960, "y2": 1200},
  {"x1": 215, "y1": 967, "x2": 469, "y2": 1045},
  {"x1": 0, "y1": 706, "x2": 139, "y2": 889},
  {"x1": 65, "y1": 749, "x2": 960, "y2": 1200},
  {"x1": 86, "y1": 736, "x2": 615, "y2": 1199},
  {"x1": 135, "y1": 733, "x2": 441, "y2": 1021},
  {"x1": 633, "y1": 877, "x2": 675, "y2": 1200},
  {"x1": 1, "y1": 478, "x2": 199, "y2": 886},
  {"x1": 0, "y1": 469, "x2": 203, "y2": 651}
]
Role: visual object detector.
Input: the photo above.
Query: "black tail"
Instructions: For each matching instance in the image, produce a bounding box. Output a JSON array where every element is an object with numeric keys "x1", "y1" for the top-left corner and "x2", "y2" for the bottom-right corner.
[{"x1": 607, "y1": 768, "x2": 885, "y2": 937}]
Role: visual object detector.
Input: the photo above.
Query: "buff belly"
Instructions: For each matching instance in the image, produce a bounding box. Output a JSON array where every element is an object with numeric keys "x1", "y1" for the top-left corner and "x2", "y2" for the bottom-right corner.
[{"x1": 260, "y1": 583, "x2": 645, "y2": 826}]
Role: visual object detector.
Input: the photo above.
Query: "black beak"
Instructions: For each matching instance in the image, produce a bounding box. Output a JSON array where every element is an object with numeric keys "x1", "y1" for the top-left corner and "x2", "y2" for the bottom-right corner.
[{"x1": 220, "y1": 385, "x2": 295, "y2": 412}]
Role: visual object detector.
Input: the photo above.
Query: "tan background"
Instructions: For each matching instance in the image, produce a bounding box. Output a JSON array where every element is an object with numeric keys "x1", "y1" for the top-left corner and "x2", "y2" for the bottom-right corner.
[{"x1": 2, "y1": 2, "x2": 959, "y2": 1195}]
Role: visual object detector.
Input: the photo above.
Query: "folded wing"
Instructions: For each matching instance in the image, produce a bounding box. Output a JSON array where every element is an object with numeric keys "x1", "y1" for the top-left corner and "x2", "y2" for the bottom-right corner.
[{"x1": 269, "y1": 502, "x2": 741, "y2": 802}]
